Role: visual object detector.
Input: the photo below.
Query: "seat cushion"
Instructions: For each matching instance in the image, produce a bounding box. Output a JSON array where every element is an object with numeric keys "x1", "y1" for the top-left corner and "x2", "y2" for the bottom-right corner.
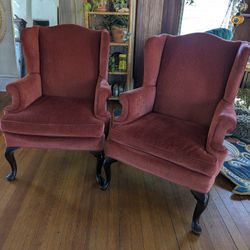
[
  {"x1": 1, "y1": 96, "x2": 104, "y2": 138},
  {"x1": 108, "y1": 113, "x2": 218, "y2": 177}
]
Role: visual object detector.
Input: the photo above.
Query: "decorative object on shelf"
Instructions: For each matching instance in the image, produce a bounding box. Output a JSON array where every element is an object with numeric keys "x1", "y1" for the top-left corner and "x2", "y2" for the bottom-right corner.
[
  {"x1": 113, "y1": 0, "x2": 129, "y2": 12},
  {"x1": 95, "y1": 0, "x2": 108, "y2": 12},
  {"x1": 112, "y1": 83, "x2": 119, "y2": 96},
  {"x1": 118, "y1": 82, "x2": 125, "y2": 94},
  {"x1": 111, "y1": 82, "x2": 125, "y2": 97},
  {"x1": 102, "y1": 15, "x2": 129, "y2": 42},
  {"x1": 0, "y1": 0, "x2": 7, "y2": 42},
  {"x1": 118, "y1": 53, "x2": 127, "y2": 71},
  {"x1": 109, "y1": 54, "x2": 116, "y2": 72},
  {"x1": 111, "y1": 25, "x2": 127, "y2": 42},
  {"x1": 231, "y1": 14, "x2": 245, "y2": 25},
  {"x1": 236, "y1": 0, "x2": 248, "y2": 12},
  {"x1": 84, "y1": 0, "x2": 136, "y2": 99},
  {"x1": 230, "y1": 0, "x2": 249, "y2": 29},
  {"x1": 84, "y1": 0, "x2": 108, "y2": 12}
]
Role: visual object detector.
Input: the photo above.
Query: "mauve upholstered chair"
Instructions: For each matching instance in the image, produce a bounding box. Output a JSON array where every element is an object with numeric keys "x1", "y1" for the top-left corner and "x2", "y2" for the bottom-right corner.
[
  {"x1": 0, "y1": 25, "x2": 111, "y2": 184},
  {"x1": 99, "y1": 33, "x2": 250, "y2": 234}
]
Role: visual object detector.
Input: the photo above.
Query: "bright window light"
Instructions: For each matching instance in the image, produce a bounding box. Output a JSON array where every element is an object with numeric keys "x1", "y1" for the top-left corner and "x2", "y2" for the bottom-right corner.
[{"x1": 180, "y1": 0, "x2": 234, "y2": 35}]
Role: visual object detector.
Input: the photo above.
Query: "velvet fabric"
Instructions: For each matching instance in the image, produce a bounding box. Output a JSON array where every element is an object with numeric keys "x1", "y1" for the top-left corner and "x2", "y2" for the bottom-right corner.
[
  {"x1": 1, "y1": 24, "x2": 111, "y2": 151},
  {"x1": 3, "y1": 133, "x2": 104, "y2": 151},
  {"x1": 109, "y1": 113, "x2": 218, "y2": 177},
  {"x1": 1, "y1": 96, "x2": 104, "y2": 138},
  {"x1": 105, "y1": 33, "x2": 250, "y2": 193},
  {"x1": 105, "y1": 140, "x2": 215, "y2": 193},
  {"x1": 154, "y1": 33, "x2": 240, "y2": 126}
]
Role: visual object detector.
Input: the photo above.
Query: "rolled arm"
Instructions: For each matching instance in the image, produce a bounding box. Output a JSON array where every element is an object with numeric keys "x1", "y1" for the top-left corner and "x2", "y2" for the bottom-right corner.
[
  {"x1": 5, "y1": 73, "x2": 42, "y2": 113},
  {"x1": 94, "y1": 77, "x2": 112, "y2": 121},
  {"x1": 206, "y1": 100, "x2": 237, "y2": 154},
  {"x1": 113, "y1": 86, "x2": 156, "y2": 125}
]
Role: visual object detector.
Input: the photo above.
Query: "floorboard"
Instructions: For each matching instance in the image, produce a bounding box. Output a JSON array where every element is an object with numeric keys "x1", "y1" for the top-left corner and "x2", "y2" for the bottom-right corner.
[{"x1": 0, "y1": 92, "x2": 249, "y2": 250}]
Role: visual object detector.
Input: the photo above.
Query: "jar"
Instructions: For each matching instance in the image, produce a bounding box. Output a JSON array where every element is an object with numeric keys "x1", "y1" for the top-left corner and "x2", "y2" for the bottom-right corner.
[
  {"x1": 113, "y1": 84, "x2": 119, "y2": 97},
  {"x1": 118, "y1": 54, "x2": 127, "y2": 72}
]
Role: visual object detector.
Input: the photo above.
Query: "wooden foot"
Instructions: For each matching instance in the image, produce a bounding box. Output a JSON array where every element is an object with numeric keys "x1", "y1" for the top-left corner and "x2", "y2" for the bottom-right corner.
[
  {"x1": 5, "y1": 147, "x2": 19, "y2": 181},
  {"x1": 90, "y1": 151, "x2": 105, "y2": 186},
  {"x1": 99, "y1": 157, "x2": 116, "y2": 191},
  {"x1": 191, "y1": 190, "x2": 209, "y2": 235}
]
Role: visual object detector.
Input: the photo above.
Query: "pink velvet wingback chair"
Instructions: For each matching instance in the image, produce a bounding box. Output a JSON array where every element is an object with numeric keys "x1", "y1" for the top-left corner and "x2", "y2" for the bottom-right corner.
[
  {"x1": 100, "y1": 33, "x2": 250, "y2": 234},
  {"x1": 0, "y1": 25, "x2": 111, "y2": 184}
]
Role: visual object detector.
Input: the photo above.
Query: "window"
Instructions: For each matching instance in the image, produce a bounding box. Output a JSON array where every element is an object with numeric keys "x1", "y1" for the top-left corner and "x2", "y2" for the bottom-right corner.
[{"x1": 180, "y1": 0, "x2": 235, "y2": 35}]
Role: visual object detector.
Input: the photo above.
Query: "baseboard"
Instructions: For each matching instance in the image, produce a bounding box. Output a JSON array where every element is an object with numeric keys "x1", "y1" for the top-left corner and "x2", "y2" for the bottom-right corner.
[{"x1": 0, "y1": 76, "x2": 18, "y2": 91}]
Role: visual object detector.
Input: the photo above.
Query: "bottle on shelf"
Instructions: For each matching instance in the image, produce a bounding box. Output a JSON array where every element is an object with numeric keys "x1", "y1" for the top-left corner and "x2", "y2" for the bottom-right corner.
[{"x1": 112, "y1": 83, "x2": 119, "y2": 97}]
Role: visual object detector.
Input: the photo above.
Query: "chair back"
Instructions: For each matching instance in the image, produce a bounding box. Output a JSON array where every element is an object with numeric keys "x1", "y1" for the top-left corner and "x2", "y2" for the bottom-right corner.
[
  {"x1": 153, "y1": 33, "x2": 243, "y2": 126},
  {"x1": 21, "y1": 25, "x2": 109, "y2": 100}
]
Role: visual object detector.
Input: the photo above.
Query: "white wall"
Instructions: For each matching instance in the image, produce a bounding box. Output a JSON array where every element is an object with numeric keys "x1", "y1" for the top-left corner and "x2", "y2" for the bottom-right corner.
[
  {"x1": 0, "y1": 0, "x2": 18, "y2": 90},
  {"x1": 32, "y1": 0, "x2": 58, "y2": 26},
  {"x1": 13, "y1": 0, "x2": 59, "y2": 26}
]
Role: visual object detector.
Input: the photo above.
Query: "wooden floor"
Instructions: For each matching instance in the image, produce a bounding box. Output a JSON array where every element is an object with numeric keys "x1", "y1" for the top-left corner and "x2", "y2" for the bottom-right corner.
[{"x1": 0, "y1": 93, "x2": 250, "y2": 250}]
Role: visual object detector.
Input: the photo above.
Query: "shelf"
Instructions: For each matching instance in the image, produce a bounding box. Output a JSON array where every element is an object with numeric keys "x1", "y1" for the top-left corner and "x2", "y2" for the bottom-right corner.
[
  {"x1": 109, "y1": 72, "x2": 128, "y2": 75},
  {"x1": 109, "y1": 96, "x2": 119, "y2": 101},
  {"x1": 88, "y1": 11, "x2": 129, "y2": 16},
  {"x1": 110, "y1": 42, "x2": 129, "y2": 46}
]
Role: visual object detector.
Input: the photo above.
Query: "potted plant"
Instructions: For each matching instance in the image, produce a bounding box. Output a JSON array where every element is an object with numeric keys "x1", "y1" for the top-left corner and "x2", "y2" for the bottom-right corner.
[
  {"x1": 112, "y1": 0, "x2": 129, "y2": 12},
  {"x1": 84, "y1": 0, "x2": 108, "y2": 12},
  {"x1": 103, "y1": 15, "x2": 129, "y2": 43}
]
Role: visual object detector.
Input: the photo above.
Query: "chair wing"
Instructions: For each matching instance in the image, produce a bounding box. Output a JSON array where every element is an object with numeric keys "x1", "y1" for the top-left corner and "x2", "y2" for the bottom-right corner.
[
  {"x1": 0, "y1": 25, "x2": 111, "y2": 185},
  {"x1": 102, "y1": 32, "x2": 250, "y2": 235}
]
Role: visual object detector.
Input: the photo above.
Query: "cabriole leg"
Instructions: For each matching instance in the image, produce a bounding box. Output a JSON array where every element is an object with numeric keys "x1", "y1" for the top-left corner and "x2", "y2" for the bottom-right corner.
[
  {"x1": 100, "y1": 157, "x2": 116, "y2": 191},
  {"x1": 91, "y1": 151, "x2": 105, "y2": 186},
  {"x1": 5, "y1": 147, "x2": 19, "y2": 181},
  {"x1": 191, "y1": 190, "x2": 210, "y2": 235}
]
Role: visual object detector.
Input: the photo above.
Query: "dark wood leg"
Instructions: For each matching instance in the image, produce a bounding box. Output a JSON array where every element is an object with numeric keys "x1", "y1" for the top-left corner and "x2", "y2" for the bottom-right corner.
[
  {"x1": 5, "y1": 147, "x2": 19, "y2": 182},
  {"x1": 90, "y1": 151, "x2": 105, "y2": 186},
  {"x1": 191, "y1": 190, "x2": 210, "y2": 235},
  {"x1": 100, "y1": 157, "x2": 116, "y2": 191}
]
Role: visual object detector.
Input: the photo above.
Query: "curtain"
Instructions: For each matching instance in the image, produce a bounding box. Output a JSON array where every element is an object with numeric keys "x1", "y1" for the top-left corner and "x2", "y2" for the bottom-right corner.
[{"x1": 59, "y1": 0, "x2": 85, "y2": 26}]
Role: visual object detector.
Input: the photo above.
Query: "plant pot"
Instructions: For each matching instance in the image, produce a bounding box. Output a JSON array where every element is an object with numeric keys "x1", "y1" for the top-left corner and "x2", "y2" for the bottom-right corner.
[
  {"x1": 95, "y1": 6, "x2": 108, "y2": 12},
  {"x1": 111, "y1": 25, "x2": 127, "y2": 43}
]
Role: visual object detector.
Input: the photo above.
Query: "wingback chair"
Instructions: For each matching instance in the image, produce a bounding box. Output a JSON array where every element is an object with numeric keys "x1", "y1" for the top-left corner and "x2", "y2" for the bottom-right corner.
[
  {"x1": 100, "y1": 33, "x2": 250, "y2": 234},
  {"x1": 0, "y1": 25, "x2": 111, "y2": 183}
]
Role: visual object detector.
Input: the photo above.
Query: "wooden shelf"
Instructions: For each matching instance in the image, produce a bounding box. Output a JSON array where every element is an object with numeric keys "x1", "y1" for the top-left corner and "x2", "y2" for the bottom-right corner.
[
  {"x1": 84, "y1": 0, "x2": 136, "y2": 92},
  {"x1": 109, "y1": 96, "x2": 119, "y2": 101},
  {"x1": 88, "y1": 11, "x2": 129, "y2": 16},
  {"x1": 109, "y1": 72, "x2": 128, "y2": 75},
  {"x1": 110, "y1": 42, "x2": 129, "y2": 46}
]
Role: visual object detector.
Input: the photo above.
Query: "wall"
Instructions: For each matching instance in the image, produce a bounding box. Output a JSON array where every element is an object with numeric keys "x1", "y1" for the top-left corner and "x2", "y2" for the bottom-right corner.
[
  {"x1": 0, "y1": 0, "x2": 18, "y2": 90},
  {"x1": 32, "y1": 0, "x2": 58, "y2": 26},
  {"x1": 13, "y1": 0, "x2": 59, "y2": 26},
  {"x1": 59, "y1": 0, "x2": 84, "y2": 26},
  {"x1": 133, "y1": 0, "x2": 182, "y2": 86}
]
